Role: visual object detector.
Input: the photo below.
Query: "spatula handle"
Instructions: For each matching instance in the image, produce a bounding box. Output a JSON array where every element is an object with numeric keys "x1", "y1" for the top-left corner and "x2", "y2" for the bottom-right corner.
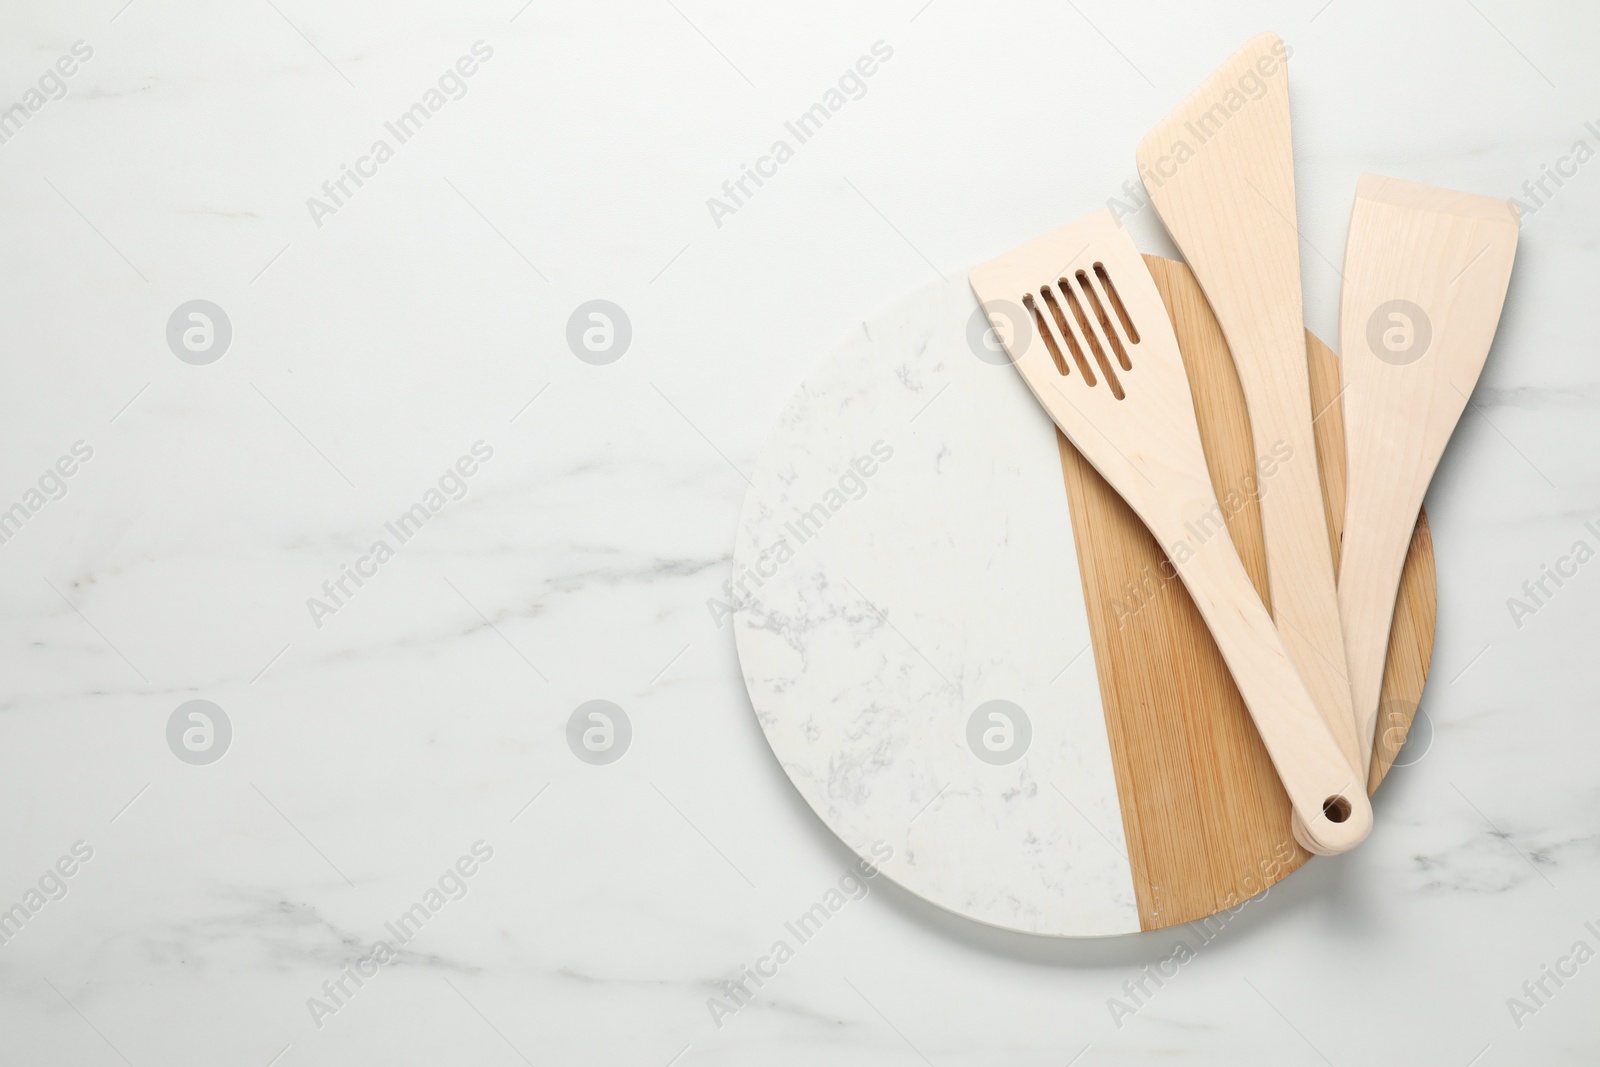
[
  {"x1": 1161, "y1": 496, "x2": 1373, "y2": 853},
  {"x1": 1339, "y1": 503, "x2": 1420, "y2": 776}
]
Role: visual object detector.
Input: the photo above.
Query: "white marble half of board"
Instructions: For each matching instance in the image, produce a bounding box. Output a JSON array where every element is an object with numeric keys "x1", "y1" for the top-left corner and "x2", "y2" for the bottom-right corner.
[{"x1": 733, "y1": 275, "x2": 1142, "y2": 937}]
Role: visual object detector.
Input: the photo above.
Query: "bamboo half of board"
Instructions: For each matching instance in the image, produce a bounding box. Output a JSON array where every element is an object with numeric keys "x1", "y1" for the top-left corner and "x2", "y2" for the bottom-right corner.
[{"x1": 1057, "y1": 255, "x2": 1437, "y2": 931}]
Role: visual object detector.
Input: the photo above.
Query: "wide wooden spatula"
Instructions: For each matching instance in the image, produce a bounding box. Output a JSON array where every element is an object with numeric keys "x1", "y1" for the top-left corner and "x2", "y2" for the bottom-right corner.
[
  {"x1": 1338, "y1": 176, "x2": 1518, "y2": 776},
  {"x1": 970, "y1": 209, "x2": 1372, "y2": 855}
]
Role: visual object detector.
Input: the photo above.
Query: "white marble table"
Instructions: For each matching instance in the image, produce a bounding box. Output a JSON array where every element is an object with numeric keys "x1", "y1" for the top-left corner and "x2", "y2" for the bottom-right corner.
[{"x1": 1, "y1": 1, "x2": 1596, "y2": 1063}]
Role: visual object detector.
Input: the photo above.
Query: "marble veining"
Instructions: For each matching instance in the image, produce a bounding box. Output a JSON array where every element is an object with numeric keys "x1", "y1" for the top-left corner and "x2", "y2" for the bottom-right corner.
[
  {"x1": 1, "y1": 1, "x2": 1597, "y2": 1063},
  {"x1": 733, "y1": 277, "x2": 1141, "y2": 936}
]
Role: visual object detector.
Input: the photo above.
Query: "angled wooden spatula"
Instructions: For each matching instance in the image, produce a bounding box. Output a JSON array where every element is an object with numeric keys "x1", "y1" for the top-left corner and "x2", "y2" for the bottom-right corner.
[
  {"x1": 970, "y1": 208, "x2": 1372, "y2": 854},
  {"x1": 1136, "y1": 33, "x2": 1364, "y2": 778},
  {"x1": 1338, "y1": 176, "x2": 1518, "y2": 775}
]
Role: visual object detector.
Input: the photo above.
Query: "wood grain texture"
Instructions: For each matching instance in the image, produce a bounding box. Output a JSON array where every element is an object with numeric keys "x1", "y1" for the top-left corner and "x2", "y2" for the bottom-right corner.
[
  {"x1": 1058, "y1": 255, "x2": 1436, "y2": 930},
  {"x1": 971, "y1": 211, "x2": 1371, "y2": 853},
  {"x1": 1136, "y1": 33, "x2": 1363, "y2": 776},
  {"x1": 1338, "y1": 175, "x2": 1517, "y2": 774}
]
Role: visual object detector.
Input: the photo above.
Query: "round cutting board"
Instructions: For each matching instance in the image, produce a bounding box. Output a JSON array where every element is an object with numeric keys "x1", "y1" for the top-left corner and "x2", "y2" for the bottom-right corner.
[{"x1": 733, "y1": 256, "x2": 1436, "y2": 936}]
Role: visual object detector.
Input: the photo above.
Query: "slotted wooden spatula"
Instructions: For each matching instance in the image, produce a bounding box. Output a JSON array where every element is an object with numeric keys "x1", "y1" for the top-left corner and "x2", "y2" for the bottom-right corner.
[
  {"x1": 1135, "y1": 33, "x2": 1364, "y2": 777},
  {"x1": 1339, "y1": 175, "x2": 1518, "y2": 775},
  {"x1": 970, "y1": 208, "x2": 1372, "y2": 855}
]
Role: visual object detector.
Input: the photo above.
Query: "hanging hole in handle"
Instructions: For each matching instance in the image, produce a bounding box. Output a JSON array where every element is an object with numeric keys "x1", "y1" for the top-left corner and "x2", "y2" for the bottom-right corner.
[{"x1": 1322, "y1": 795, "x2": 1353, "y2": 823}]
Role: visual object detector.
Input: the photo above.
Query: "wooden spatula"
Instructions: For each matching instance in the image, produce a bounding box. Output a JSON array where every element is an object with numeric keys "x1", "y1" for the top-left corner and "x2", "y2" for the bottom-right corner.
[
  {"x1": 1338, "y1": 175, "x2": 1518, "y2": 775},
  {"x1": 1135, "y1": 33, "x2": 1364, "y2": 777},
  {"x1": 970, "y1": 208, "x2": 1372, "y2": 855}
]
